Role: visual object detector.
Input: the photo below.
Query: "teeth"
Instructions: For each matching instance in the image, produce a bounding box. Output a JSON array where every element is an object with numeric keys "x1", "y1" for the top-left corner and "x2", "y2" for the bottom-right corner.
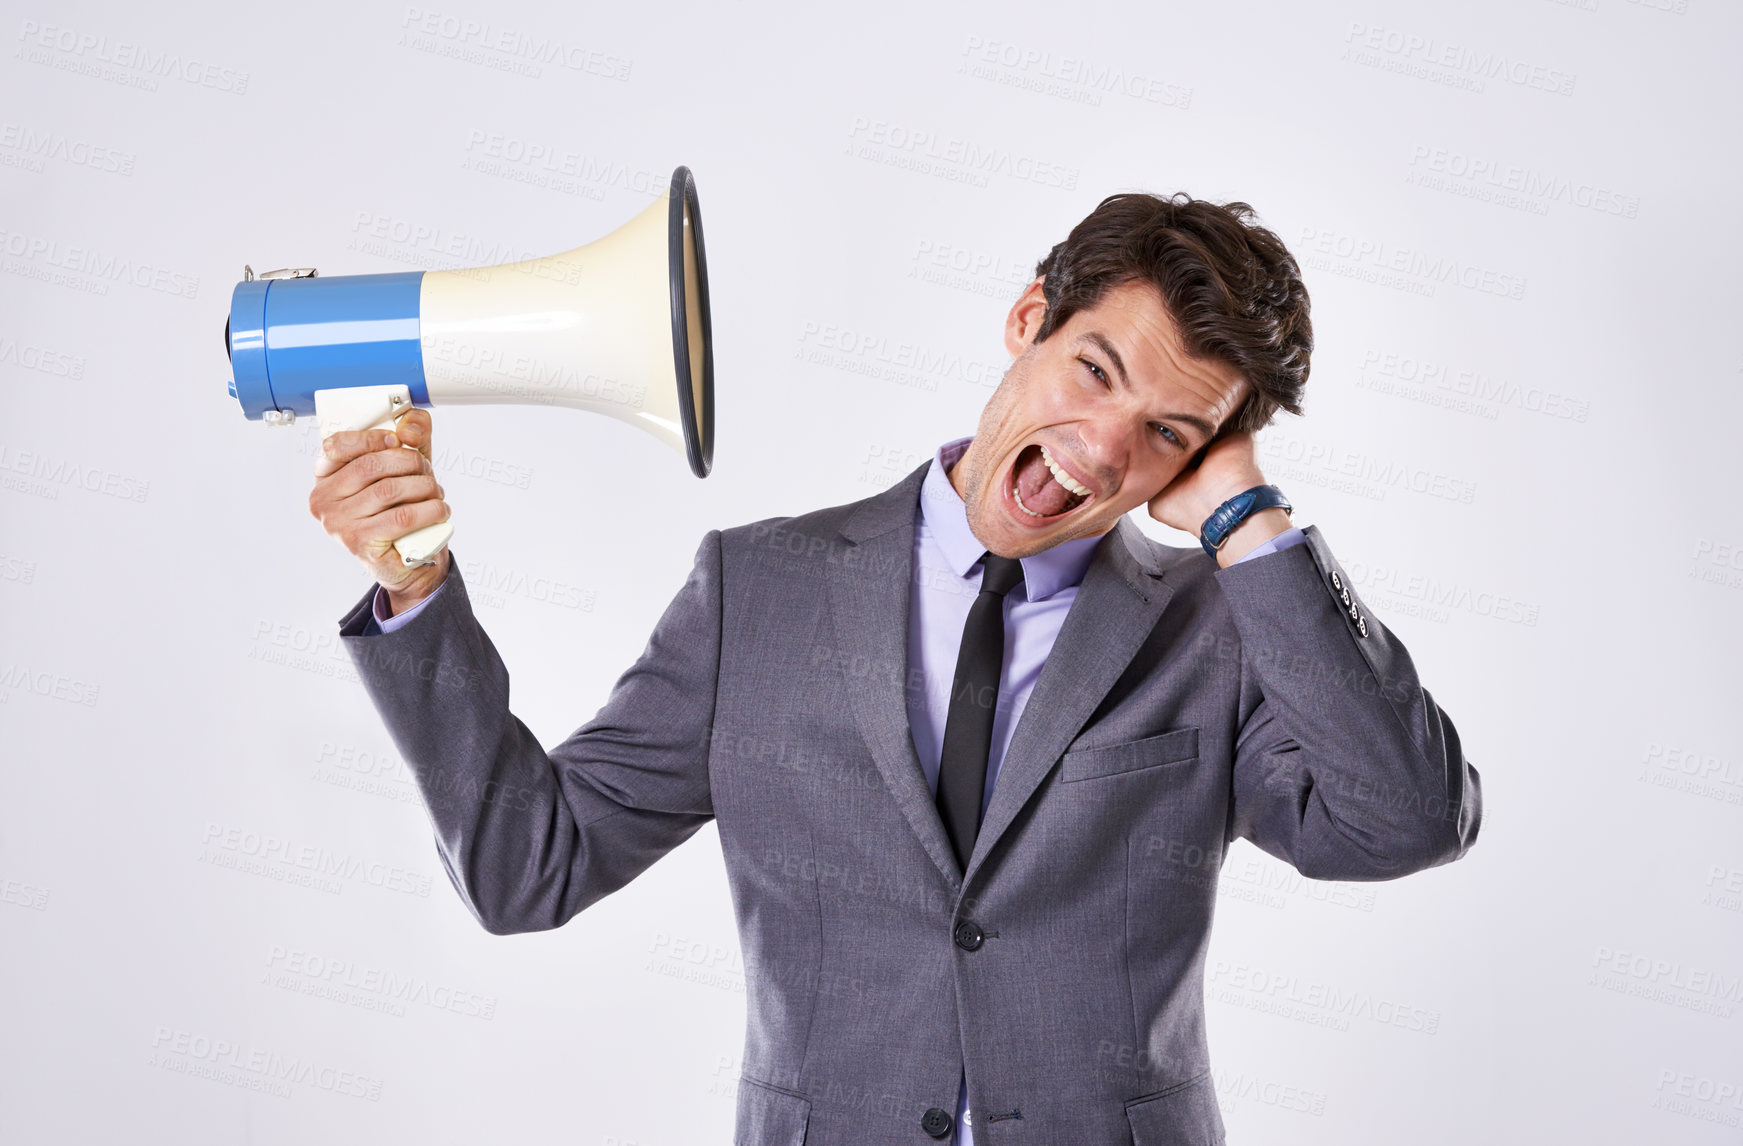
[
  {"x1": 1011, "y1": 445, "x2": 1091, "y2": 519},
  {"x1": 1039, "y1": 445, "x2": 1091, "y2": 497}
]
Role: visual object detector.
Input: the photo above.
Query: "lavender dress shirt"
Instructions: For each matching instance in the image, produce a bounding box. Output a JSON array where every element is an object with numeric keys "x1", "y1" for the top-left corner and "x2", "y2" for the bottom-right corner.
[{"x1": 363, "y1": 437, "x2": 1303, "y2": 1144}]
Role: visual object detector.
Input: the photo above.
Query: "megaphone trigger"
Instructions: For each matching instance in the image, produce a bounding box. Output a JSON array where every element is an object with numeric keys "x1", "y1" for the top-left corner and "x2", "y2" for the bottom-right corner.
[{"x1": 313, "y1": 385, "x2": 454, "y2": 569}]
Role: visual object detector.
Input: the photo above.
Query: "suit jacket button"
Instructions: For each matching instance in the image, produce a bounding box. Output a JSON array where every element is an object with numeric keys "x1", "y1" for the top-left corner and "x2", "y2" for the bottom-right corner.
[
  {"x1": 953, "y1": 920, "x2": 985, "y2": 951},
  {"x1": 921, "y1": 1106, "x2": 954, "y2": 1138}
]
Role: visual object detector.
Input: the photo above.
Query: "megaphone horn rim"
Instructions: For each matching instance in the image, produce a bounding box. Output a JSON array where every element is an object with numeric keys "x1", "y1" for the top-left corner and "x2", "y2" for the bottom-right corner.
[{"x1": 668, "y1": 165, "x2": 715, "y2": 479}]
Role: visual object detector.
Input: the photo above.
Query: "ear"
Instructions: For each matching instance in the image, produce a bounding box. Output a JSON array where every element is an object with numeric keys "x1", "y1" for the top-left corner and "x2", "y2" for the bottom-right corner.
[{"x1": 1003, "y1": 277, "x2": 1048, "y2": 358}]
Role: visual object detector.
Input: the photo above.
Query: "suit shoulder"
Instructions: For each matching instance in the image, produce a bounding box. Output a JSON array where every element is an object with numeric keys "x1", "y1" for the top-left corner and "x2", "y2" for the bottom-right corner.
[{"x1": 714, "y1": 485, "x2": 887, "y2": 561}]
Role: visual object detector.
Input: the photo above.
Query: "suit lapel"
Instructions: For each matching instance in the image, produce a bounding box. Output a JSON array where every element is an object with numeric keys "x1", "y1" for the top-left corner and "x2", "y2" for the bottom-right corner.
[
  {"x1": 963, "y1": 515, "x2": 1174, "y2": 886},
  {"x1": 826, "y1": 461, "x2": 966, "y2": 891},
  {"x1": 825, "y1": 469, "x2": 1178, "y2": 893}
]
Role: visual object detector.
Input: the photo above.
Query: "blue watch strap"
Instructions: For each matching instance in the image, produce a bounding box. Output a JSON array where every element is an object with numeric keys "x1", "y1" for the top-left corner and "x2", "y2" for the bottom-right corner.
[{"x1": 1200, "y1": 485, "x2": 1292, "y2": 557}]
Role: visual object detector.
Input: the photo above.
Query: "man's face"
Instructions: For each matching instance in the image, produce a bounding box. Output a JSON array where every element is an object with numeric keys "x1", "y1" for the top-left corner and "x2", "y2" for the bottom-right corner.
[{"x1": 950, "y1": 277, "x2": 1249, "y2": 558}]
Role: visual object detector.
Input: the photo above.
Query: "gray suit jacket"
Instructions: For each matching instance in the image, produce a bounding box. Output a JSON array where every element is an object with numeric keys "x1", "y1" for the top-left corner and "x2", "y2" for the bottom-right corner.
[{"x1": 338, "y1": 459, "x2": 1481, "y2": 1146}]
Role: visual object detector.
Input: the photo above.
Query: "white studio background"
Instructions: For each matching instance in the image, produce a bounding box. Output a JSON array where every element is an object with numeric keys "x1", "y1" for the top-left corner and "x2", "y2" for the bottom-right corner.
[{"x1": 2, "y1": 0, "x2": 1739, "y2": 1142}]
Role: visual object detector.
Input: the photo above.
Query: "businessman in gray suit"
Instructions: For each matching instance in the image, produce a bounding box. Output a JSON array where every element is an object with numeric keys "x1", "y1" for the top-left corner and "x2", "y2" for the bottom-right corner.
[{"x1": 309, "y1": 191, "x2": 1482, "y2": 1145}]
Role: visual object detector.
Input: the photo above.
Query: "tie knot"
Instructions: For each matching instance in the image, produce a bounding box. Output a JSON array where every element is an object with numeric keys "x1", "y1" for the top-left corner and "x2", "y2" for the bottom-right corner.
[{"x1": 978, "y1": 553, "x2": 1025, "y2": 598}]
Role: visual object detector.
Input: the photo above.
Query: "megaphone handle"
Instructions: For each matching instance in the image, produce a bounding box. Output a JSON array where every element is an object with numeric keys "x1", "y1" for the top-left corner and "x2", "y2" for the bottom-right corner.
[{"x1": 313, "y1": 386, "x2": 454, "y2": 569}]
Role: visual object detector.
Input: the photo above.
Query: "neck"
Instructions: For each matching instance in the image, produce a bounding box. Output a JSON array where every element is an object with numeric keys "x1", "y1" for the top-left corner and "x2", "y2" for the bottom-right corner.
[{"x1": 947, "y1": 444, "x2": 973, "y2": 501}]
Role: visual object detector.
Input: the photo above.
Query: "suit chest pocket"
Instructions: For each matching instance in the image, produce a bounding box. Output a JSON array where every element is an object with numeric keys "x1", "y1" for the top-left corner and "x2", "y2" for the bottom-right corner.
[{"x1": 1059, "y1": 727, "x2": 1199, "y2": 783}]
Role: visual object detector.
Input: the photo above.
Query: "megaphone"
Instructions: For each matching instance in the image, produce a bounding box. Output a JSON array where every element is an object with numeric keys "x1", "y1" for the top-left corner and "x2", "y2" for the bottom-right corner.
[{"x1": 224, "y1": 165, "x2": 714, "y2": 566}]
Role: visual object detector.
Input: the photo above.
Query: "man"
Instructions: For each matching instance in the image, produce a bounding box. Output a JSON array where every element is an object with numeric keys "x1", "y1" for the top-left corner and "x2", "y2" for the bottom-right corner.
[{"x1": 310, "y1": 191, "x2": 1482, "y2": 1146}]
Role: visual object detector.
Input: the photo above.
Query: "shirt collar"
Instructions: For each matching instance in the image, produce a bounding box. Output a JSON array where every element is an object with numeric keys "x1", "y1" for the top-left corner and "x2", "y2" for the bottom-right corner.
[{"x1": 918, "y1": 436, "x2": 1103, "y2": 601}]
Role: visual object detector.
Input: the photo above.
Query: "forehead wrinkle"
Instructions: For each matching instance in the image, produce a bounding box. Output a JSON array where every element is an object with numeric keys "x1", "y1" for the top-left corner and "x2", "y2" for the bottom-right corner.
[{"x1": 1073, "y1": 290, "x2": 1243, "y2": 439}]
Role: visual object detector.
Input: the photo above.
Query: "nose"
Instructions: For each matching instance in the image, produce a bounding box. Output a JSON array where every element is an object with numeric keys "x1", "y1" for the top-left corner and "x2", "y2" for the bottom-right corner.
[{"x1": 1072, "y1": 414, "x2": 1138, "y2": 483}]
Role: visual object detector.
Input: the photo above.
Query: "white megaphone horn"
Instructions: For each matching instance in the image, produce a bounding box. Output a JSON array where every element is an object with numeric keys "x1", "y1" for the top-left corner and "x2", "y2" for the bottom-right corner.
[{"x1": 224, "y1": 165, "x2": 714, "y2": 566}]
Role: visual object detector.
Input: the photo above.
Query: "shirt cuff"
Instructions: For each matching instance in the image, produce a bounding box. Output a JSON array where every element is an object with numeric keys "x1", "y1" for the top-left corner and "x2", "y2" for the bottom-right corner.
[
  {"x1": 373, "y1": 582, "x2": 444, "y2": 634},
  {"x1": 1229, "y1": 526, "x2": 1305, "y2": 565}
]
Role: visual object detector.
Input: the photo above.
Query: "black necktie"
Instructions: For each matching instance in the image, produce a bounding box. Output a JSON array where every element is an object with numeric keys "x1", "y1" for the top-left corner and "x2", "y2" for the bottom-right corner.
[{"x1": 936, "y1": 552, "x2": 1025, "y2": 873}]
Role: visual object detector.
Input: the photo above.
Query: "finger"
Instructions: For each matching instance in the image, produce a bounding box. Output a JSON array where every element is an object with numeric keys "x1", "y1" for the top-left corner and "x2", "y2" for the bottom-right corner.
[
  {"x1": 390, "y1": 408, "x2": 435, "y2": 462},
  {"x1": 340, "y1": 469, "x2": 443, "y2": 521},
  {"x1": 316, "y1": 442, "x2": 430, "y2": 503},
  {"x1": 315, "y1": 428, "x2": 399, "y2": 478},
  {"x1": 351, "y1": 497, "x2": 453, "y2": 561}
]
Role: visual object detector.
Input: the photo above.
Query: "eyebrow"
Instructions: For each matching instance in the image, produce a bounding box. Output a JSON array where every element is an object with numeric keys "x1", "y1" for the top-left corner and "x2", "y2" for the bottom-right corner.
[{"x1": 1080, "y1": 331, "x2": 1218, "y2": 444}]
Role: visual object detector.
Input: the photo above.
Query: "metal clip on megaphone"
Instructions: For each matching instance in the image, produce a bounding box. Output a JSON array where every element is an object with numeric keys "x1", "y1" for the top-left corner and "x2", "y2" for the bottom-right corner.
[{"x1": 224, "y1": 166, "x2": 714, "y2": 567}]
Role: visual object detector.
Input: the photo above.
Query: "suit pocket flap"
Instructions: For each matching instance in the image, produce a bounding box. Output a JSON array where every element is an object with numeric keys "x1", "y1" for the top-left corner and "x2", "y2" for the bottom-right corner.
[
  {"x1": 1060, "y1": 728, "x2": 1199, "y2": 783},
  {"x1": 1124, "y1": 1070, "x2": 1226, "y2": 1145},
  {"x1": 735, "y1": 1075, "x2": 811, "y2": 1146}
]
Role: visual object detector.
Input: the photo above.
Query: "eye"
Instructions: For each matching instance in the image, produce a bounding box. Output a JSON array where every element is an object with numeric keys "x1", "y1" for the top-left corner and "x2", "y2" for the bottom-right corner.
[
  {"x1": 1153, "y1": 423, "x2": 1182, "y2": 447},
  {"x1": 1078, "y1": 357, "x2": 1108, "y2": 386}
]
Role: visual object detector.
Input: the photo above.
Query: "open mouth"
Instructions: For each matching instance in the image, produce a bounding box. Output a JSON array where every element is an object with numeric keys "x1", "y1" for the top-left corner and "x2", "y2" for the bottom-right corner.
[{"x1": 1007, "y1": 442, "x2": 1093, "y2": 523}]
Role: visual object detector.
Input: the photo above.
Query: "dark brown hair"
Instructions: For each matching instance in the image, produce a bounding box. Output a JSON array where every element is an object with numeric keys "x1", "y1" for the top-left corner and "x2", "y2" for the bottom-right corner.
[{"x1": 1033, "y1": 192, "x2": 1311, "y2": 436}]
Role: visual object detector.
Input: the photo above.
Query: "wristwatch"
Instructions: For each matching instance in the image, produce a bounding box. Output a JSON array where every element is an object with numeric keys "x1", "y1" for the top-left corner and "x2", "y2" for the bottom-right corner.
[{"x1": 1199, "y1": 485, "x2": 1292, "y2": 558}]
